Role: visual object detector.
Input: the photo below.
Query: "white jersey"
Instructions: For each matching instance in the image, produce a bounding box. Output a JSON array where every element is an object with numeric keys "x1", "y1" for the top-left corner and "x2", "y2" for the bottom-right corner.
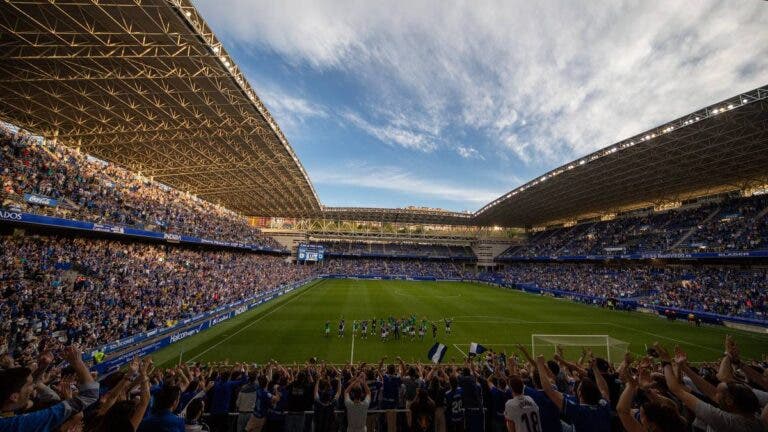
[{"x1": 504, "y1": 395, "x2": 541, "y2": 432}]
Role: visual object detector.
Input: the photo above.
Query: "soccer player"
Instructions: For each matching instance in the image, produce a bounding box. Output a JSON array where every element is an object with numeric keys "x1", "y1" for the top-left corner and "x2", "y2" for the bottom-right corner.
[
  {"x1": 445, "y1": 318, "x2": 453, "y2": 335},
  {"x1": 361, "y1": 320, "x2": 368, "y2": 339},
  {"x1": 338, "y1": 318, "x2": 345, "y2": 338},
  {"x1": 432, "y1": 322, "x2": 438, "y2": 339},
  {"x1": 418, "y1": 323, "x2": 426, "y2": 341},
  {"x1": 325, "y1": 320, "x2": 330, "y2": 338},
  {"x1": 371, "y1": 317, "x2": 377, "y2": 333},
  {"x1": 381, "y1": 324, "x2": 388, "y2": 342},
  {"x1": 353, "y1": 320, "x2": 359, "y2": 337},
  {"x1": 504, "y1": 375, "x2": 541, "y2": 432},
  {"x1": 409, "y1": 323, "x2": 416, "y2": 341}
]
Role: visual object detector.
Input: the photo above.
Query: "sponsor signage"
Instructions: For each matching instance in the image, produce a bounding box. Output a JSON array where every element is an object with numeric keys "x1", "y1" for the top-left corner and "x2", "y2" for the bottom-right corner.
[
  {"x1": 89, "y1": 277, "x2": 316, "y2": 372},
  {"x1": 93, "y1": 223, "x2": 125, "y2": 234},
  {"x1": 0, "y1": 209, "x2": 287, "y2": 254},
  {"x1": 24, "y1": 193, "x2": 58, "y2": 207},
  {"x1": 0, "y1": 210, "x2": 22, "y2": 220}
]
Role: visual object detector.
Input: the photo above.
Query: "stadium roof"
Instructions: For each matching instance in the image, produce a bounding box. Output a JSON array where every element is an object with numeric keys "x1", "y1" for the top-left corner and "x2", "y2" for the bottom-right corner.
[
  {"x1": 0, "y1": 2, "x2": 766, "y2": 228},
  {"x1": 321, "y1": 207, "x2": 473, "y2": 226},
  {"x1": 474, "y1": 86, "x2": 768, "y2": 227},
  {"x1": 0, "y1": 0, "x2": 321, "y2": 217}
]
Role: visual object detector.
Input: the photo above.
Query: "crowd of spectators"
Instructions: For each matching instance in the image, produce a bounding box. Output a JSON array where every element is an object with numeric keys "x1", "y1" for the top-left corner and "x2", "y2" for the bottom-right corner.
[
  {"x1": 319, "y1": 242, "x2": 475, "y2": 260},
  {"x1": 0, "y1": 124, "x2": 281, "y2": 249},
  {"x1": 483, "y1": 264, "x2": 768, "y2": 320},
  {"x1": 500, "y1": 194, "x2": 768, "y2": 259},
  {"x1": 0, "y1": 233, "x2": 314, "y2": 366},
  {"x1": 2, "y1": 336, "x2": 767, "y2": 432},
  {"x1": 320, "y1": 258, "x2": 474, "y2": 280}
]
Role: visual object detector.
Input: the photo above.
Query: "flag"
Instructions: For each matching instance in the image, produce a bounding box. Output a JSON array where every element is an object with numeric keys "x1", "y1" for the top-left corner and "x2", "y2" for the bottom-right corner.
[
  {"x1": 469, "y1": 342, "x2": 487, "y2": 357},
  {"x1": 428, "y1": 342, "x2": 447, "y2": 364}
]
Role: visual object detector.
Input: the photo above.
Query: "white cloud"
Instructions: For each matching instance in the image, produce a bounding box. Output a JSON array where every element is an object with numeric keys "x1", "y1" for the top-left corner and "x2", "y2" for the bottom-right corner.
[
  {"x1": 456, "y1": 146, "x2": 483, "y2": 160},
  {"x1": 254, "y1": 86, "x2": 328, "y2": 131},
  {"x1": 342, "y1": 111, "x2": 437, "y2": 152},
  {"x1": 196, "y1": 0, "x2": 768, "y2": 168},
  {"x1": 312, "y1": 162, "x2": 502, "y2": 205}
]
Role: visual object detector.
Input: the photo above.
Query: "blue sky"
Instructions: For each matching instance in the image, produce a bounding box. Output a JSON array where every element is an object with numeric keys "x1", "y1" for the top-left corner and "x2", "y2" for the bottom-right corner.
[{"x1": 192, "y1": 0, "x2": 768, "y2": 213}]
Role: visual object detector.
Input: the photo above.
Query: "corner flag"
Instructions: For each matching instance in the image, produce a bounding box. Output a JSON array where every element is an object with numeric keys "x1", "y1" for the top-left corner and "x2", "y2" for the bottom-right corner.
[
  {"x1": 469, "y1": 342, "x2": 487, "y2": 357},
  {"x1": 428, "y1": 342, "x2": 447, "y2": 364}
]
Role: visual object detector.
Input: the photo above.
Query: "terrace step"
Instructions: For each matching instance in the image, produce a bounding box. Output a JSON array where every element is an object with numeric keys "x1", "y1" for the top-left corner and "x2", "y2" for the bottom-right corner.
[{"x1": 668, "y1": 206, "x2": 722, "y2": 251}]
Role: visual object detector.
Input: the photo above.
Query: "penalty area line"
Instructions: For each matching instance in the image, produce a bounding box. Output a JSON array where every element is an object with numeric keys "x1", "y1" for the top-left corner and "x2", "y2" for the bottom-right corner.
[
  {"x1": 452, "y1": 343, "x2": 468, "y2": 358},
  {"x1": 350, "y1": 331, "x2": 355, "y2": 363}
]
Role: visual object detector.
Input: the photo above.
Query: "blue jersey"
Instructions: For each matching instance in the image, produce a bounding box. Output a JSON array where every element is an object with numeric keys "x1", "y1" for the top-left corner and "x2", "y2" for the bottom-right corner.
[
  {"x1": 253, "y1": 387, "x2": 274, "y2": 418},
  {"x1": 562, "y1": 395, "x2": 610, "y2": 432},
  {"x1": 368, "y1": 380, "x2": 382, "y2": 409},
  {"x1": 490, "y1": 387, "x2": 512, "y2": 421},
  {"x1": 523, "y1": 386, "x2": 562, "y2": 432},
  {"x1": 0, "y1": 402, "x2": 70, "y2": 432},
  {"x1": 445, "y1": 387, "x2": 465, "y2": 423},
  {"x1": 382, "y1": 374, "x2": 401, "y2": 407}
]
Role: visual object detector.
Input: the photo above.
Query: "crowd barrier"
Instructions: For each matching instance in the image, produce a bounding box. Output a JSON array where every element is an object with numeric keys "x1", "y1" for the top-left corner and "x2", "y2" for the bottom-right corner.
[
  {"x1": 93, "y1": 273, "x2": 768, "y2": 372},
  {"x1": 90, "y1": 277, "x2": 321, "y2": 373},
  {"x1": 496, "y1": 250, "x2": 768, "y2": 262},
  {"x1": 0, "y1": 208, "x2": 287, "y2": 253},
  {"x1": 475, "y1": 277, "x2": 768, "y2": 328},
  {"x1": 199, "y1": 408, "x2": 486, "y2": 432},
  {"x1": 325, "y1": 252, "x2": 476, "y2": 261}
]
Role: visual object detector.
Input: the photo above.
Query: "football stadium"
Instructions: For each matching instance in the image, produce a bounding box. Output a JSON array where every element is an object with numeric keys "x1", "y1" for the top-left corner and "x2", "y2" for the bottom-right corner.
[{"x1": 1, "y1": 1, "x2": 768, "y2": 431}]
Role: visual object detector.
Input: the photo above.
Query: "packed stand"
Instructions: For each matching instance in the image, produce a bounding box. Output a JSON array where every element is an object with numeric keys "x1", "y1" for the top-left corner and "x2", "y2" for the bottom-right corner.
[
  {"x1": 319, "y1": 242, "x2": 476, "y2": 260},
  {"x1": 0, "y1": 124, "x2": 281, "y2": 249},
  {"x1": 498, "y1": 194, "x2": 768, "y2": 259},
  {"x1": 4, "y1": 335, "x2": 768, "y2": 432},
  {"x1": 678, "y1": 195, "x2": 768, "y2": 253},
  {"x1": 0, "y1": 233, "x2": 315, "y2": 365},
  {"x1": 483, "y1": 264, "x2": 768, "y2": 320},
  {"x1": 321, "y1": 258, "x2": 474, "y2": 279}
]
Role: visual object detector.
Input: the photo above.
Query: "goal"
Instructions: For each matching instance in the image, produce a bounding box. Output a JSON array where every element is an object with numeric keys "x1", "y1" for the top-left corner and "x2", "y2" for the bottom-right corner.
[{"x1": 531, "y1": 334, "x2": 630, "y2": 363}]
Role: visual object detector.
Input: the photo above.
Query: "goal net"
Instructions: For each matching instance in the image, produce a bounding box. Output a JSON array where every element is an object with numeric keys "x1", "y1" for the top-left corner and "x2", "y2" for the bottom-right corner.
[{"x1": 531, "y1": 334, "x2": 630, "y2": 364}]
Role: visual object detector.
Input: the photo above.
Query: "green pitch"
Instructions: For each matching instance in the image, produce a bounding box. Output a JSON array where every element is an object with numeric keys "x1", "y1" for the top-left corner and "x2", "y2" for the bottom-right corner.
[{"x1": 152, "y1": 279, "x2": 768, "y2": 367}]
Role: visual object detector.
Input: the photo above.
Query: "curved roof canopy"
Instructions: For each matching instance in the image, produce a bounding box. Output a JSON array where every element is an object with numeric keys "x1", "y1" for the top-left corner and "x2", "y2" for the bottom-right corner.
[
  {"x1": 0, "y1": 0, "x2": 320, "y2": 217},
  {"x1": 0, "y1": 1, "x2": 766, "y2": 227},
  {"x1": 474, "y1": 86, "x2": 768, "y2": 227}
]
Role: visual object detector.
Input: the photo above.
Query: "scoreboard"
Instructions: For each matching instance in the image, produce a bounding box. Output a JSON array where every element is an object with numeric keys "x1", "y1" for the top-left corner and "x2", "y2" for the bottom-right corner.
[{"x1": 297, "y1": 244, "x2": 325, "y2": 262}]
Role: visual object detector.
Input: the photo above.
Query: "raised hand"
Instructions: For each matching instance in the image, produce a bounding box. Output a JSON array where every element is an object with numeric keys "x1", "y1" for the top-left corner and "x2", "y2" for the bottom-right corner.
[
  {"x1": 62, "y1": 346, "x2": 82, "y2": 366},
  {"x1": 653, "y1": 343, "x2": 671, "y2": 362},
  {"x1": 619, "y1": 362, "x2": 637, "y2": 386},
  {"x1": 674, "y1": 346, "x2": 688, "y2": 366},
  {"x1": 725, "y1": 335, "x2": 740, "y2": 362}
]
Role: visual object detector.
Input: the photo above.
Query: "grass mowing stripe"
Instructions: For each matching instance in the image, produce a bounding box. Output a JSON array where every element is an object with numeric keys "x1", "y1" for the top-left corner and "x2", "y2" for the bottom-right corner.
[
  {"x1": 607, "y1": 322, "x2": 721, "y2": 353},
  {"x1": 151, "y1": 279, "x2": 768, "y2": 364},
  {"x1": 153, "y1": 280, "x2": 325, "y2": 367},
  {"x1": 186, "y1": 281, "x2": 321, "y2": 362}
]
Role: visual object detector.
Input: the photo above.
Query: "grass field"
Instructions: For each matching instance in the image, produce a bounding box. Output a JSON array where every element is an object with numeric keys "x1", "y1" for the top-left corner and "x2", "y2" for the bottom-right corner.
[{"x1": 152, "y1": 279, "x2": 768, "y2": 367}]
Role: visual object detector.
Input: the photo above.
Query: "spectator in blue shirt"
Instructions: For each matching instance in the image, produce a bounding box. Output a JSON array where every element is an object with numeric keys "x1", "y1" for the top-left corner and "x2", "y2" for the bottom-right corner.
[
  {"x1": 535, "y1": 355, "x2": 611, "y2": 432},
  {"x1": 138, "y1": 385, "x2": 184, "y2": 432},
  {"x1": 208, "y1": 365, "x2": 248, "y2": 432},
  {"x1": 0, "y1": 346, "x2": 99, "y2": 432}
]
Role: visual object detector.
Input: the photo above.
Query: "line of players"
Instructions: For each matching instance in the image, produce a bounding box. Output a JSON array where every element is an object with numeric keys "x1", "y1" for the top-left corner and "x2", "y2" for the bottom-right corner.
[{"x1": 325, "y1": 316, "x2": 453, "y2": 341}]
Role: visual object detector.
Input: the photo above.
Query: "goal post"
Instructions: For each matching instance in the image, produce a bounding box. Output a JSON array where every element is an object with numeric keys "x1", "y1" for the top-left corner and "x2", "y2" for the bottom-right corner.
[{"x1": 531, "y1": 334, "x2": 630, "y2": 364}]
